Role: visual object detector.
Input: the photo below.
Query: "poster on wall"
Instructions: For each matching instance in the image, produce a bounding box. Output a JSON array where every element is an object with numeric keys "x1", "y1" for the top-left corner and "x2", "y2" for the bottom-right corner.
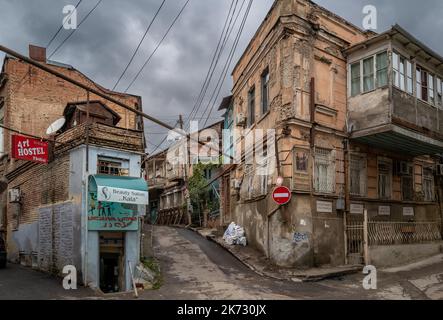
[
  {"x1": 88, "y1": 191, "x2": 139, "y2": 231},
  {"x1": 11, "y1": 134, "x2": 49, "y2": 164}
]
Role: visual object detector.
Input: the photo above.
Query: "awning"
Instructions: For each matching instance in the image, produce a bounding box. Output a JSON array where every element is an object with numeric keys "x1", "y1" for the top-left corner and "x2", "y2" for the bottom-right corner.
[{"x1": 89, "y1": 175, "x2": 148, "y2": 205}]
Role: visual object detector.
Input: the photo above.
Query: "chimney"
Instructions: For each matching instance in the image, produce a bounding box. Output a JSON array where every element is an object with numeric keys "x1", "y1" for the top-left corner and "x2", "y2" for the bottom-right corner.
[{"x1": 29, "y1": 44, "x2": 46, "y2": 63}]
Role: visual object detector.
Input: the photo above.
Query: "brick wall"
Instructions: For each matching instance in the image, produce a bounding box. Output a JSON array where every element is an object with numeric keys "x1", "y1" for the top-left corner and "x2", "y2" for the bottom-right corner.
[{"x1": 6, "y1": 153, "x2": 70, "y2": 229}]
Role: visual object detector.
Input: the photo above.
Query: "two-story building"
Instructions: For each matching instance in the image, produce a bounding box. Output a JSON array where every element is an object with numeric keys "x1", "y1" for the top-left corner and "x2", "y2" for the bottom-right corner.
[
  {"x1": 0, "y1": 45, "x2": 147, "y2": 292},
  {"x1": 221, "y1": 0, "x2": 442, "y2": 268}
]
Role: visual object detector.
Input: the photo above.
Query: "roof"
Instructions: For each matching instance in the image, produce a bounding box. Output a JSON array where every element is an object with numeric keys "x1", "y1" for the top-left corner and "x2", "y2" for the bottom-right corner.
[
  {"x1": 345, "y1": 24, "x2": 443, "y2": 69},
  {"x1": 217, "y1": 95, "x2": 233, "y2": 111},
  {"x1": 63, "y1": 100, "x2": 122, "y2": 126}
]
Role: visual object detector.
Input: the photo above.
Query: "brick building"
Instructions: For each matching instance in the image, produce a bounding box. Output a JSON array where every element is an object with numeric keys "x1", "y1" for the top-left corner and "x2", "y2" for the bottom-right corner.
[
  {"x1": 0, "y1": 45, "x2": 147, "y2": 292},
  {"x1": 219, "y1": 0, "x2": 443, "y2": 268}
]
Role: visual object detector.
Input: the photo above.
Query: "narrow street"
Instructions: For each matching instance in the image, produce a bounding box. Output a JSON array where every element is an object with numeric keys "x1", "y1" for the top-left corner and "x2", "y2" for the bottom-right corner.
[{"x1": 0, "y1": 225, "x2": 442, "y2": 300}]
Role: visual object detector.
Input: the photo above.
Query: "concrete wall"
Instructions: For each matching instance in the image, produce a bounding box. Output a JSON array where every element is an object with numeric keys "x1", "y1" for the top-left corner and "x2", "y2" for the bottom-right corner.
[{"x1": 369, "y1": 242, "x2": 443, "y2": 267}]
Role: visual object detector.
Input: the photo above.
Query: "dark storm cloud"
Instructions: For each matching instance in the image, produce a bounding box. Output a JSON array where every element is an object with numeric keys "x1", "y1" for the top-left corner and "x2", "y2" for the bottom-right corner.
[{"x1": 1, "y1": 0, "x2": 442, "y2": 152}]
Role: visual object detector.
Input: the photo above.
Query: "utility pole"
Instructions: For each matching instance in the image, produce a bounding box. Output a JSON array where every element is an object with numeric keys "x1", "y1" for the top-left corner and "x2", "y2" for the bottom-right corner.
[{"x1": 179, "y1": 115, "x2": 192, "y2": 227}]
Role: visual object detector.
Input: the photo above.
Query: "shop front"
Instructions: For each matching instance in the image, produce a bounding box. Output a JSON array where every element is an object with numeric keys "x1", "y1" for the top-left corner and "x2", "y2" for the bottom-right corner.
[{"x1": 87, "y1": 175, "x2": 148, "y2": 293}]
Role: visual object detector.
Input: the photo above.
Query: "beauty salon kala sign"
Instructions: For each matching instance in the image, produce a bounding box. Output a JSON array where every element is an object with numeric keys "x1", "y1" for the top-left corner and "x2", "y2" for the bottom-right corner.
[{"x1": 97, "y1": 186, "x2": 149, "y2": 205}]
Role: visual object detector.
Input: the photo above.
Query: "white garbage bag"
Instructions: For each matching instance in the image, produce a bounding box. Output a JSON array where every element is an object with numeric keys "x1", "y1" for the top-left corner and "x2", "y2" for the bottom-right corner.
[{"x1": 223, "y1": 222, "x2": 247, "y2": 246}]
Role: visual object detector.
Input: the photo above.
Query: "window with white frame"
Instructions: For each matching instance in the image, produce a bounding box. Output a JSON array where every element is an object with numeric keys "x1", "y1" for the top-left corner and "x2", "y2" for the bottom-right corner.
[
  {"x1": 406, "y1": 60, "x2": 413, "y2": 94},
  {"x1": 0, "y1": 106, "x2": 4, "y2": 156},
  {"x1": 423, "y1": 167, "x2": 434, "y2": 202},
  {"x1": 437, "y1": 77, "x2": 443, "y2": 108},
  {"x1": 378, "y1": 158, "x2": 392, "y2": 199},
  {"x1": 416, "y1": 67, "x2": 423, "y2": 100},
  {"x1": 314, "y1": 148, "x2": 335, "y2": 194},
  {"x1": 429, "y1": 73, "x2": 435, "y2": 105},
  {"x1": 392, "y1": 52, "x2": 413, "y2": 94},
  {"x1": 350, "y1": 62, "x2": 361, "y2": 96},
  {"x1": 350, "y1": 154, "x2": 367, "y2": 197},
  {"x1": 350, "y1": 51, "x2": 388, "y2": 97}
]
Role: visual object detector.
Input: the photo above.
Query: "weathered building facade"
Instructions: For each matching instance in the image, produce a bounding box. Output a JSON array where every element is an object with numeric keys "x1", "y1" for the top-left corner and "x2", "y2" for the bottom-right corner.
[
  {"x1": 221, "y1": 0, "x2": 443, "y2": 268},
  {"x1": 0, "y1": 46, "x2": 147, "y2": 292}
]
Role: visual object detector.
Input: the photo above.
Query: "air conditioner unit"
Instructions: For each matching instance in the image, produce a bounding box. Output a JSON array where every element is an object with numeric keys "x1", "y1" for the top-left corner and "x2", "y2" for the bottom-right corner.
[
  {"x1": 8, "y1": 188, "x2": 21, "y2": 203},
  {"x1": 236, "y1": 113, "x2": 246, "y2": 127},
  {"x1": 436, "y1": 164, "x2": 443, "y2": 176}
]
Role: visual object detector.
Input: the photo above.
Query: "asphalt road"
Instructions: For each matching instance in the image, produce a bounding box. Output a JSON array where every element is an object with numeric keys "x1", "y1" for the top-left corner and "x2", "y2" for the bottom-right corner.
[{"x1": 0, "y1": 226, "x2": 442, "y2": 300}]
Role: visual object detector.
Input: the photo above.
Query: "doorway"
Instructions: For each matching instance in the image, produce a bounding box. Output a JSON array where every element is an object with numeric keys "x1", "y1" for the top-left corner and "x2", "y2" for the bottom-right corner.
[{"x1": 99, "y1": 232, "x2": 125, "y2": 293}]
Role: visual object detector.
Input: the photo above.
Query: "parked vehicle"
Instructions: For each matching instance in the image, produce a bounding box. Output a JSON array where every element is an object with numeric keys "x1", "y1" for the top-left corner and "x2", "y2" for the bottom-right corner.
[{"x1": 0, "y1": 237, "x2": 6, "y2": 268}]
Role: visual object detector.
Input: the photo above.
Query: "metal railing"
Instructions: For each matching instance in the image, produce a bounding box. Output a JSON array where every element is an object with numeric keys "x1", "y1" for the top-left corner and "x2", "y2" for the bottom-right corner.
[{"x1": 368, "y1": 221, "x2": 442, "y2": 246}]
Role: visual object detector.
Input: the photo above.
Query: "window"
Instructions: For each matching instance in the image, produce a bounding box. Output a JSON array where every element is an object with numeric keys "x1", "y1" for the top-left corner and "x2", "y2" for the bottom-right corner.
[
  {"x1": 261, "y1": 69, "x2": 270, "y2": 115},
  {"x1": 416, "y1": 67, "x2": 422, "y2": 100},
  {"x1": 428, "y1": 73, "x2": 435, "y2": 105},
  {"x1": 363, "y1": 57, "x2": 375, "y2": 92},
  {"x1": 423, "y1": 168, "x2": 434, "y2": 202},
  {"x1": 437, "y1": 77, "x2": 442, "y2": 108},
  {"x1": 406, "y1": 61, "x2": 413, "y2": 94},
  {"x1": 97, "y1": 158, "x2": 129, "y2": 176},
  {"x1": 350, "y1": 154, "x2": 367, "y2": 197},
  {"x1": 399, "y1": 57, "x2": 406, "y2": 91},
  {"x1": 314, "y1": 148, "x2": 335, "y2": 194},
  {"x1": 378, "y1": 159, "x2": 392, "y2": 199},
  {"x1": 350, "y1": 62, "x2": 361, "y2": 96},
  {"x1": 376, "y1": 52, "x2": 388, "y2": 87},
  {"x1": 419, "y1": 67, "x2": 429, "y2": 102},
  {"x1": 393, "y1": 52, "x2": 400, "y2": 88},
  {"x1": 0, "y1": 106, "x2": 4, "y2": 156},
  {"x1": 248, "y1": 87, "x2": 255, "y2": 127},
  {"x1": 401, "y1": 163, "x2": 414, "y2": 201},
  {"x1": 294, "y1": 150, "x2": 309, "y2": 173}
]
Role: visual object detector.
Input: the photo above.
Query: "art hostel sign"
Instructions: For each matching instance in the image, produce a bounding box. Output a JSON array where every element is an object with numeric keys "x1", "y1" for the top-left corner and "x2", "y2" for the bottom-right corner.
[{"x1": 11, "y1": 134, "x2": 49, "y2": 164}]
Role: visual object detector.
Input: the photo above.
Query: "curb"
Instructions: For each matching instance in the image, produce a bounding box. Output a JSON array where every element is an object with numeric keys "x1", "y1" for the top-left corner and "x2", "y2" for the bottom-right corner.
[{"x1": 184, "y1": 226, "x2": 362, "y2": 282}]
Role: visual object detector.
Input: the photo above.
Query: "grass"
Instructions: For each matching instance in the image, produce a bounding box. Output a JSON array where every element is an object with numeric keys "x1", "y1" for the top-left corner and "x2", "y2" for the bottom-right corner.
[{"x1": 141, "y1": 257, "x2": 163, "y2": 290}]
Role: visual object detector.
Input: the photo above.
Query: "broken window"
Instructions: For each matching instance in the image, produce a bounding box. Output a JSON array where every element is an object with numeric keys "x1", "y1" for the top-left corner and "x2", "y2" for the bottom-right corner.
[
  {"x1": 423, "y1": 167, "x2": 434, "y2": 202},
  {"x1": 261, "y1": 68, "x2": 270, "y2": 115},
  {"x1": 378, "y1": 159, "x2": 392, "y2": 200},
  {"x1": 376, "y1": 52, "x2": 388, "y2": 87},
  {"x1": 350, "y1": 62, "x2": 361, "y2": 96},
  {"x1": 248, "y1": 87, "x2": 255, "y2": 127},
  {"x1": 314, "y1": 148, "x2": 335, "y2": 194},
  {"x1": 350, "y1": 154, "x2": 367, "y2": 197},
  {"x1": 97, "y1": 158, "x2": 129, "y2": 176},
  {"x1": 363, "y1": 57, "x2": 375, "y2": 92}
]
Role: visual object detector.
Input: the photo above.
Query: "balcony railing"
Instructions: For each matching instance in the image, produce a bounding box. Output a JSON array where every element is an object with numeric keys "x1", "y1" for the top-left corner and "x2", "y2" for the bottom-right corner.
[{"x1": 368, "y1": 221, "x2": 442, "y2": 246}]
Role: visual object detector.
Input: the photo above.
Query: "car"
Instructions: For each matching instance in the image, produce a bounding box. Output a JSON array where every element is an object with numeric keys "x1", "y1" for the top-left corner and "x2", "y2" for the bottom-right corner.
[{"x1": 0, "y1": 237, "x2": 6, "y2": 268}]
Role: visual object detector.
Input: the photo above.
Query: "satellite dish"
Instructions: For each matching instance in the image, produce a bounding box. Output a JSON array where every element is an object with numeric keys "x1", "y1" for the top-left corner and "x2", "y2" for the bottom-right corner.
[{"x1": 46, "y1": 117, "x2": 66, "y2": 135}]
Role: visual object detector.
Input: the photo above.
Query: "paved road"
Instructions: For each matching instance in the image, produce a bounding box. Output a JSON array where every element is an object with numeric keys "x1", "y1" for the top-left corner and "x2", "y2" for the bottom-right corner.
[{"x1": 0, "y1": 226, "x2": 442, "y2": 300}]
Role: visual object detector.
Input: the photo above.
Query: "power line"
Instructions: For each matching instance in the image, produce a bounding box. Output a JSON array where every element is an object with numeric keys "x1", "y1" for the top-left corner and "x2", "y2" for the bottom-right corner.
[
  {"x1": 149, "y1": 120, "x2": 179, "y2": 155},
  {"x1": 202, "y1": 0, "x2": 253, "y2": 128},
  {"x1": 124, "y1": 0, "x2": 191, "y2": 92},
  {"x1": 46, "y1": 0, "x2": 83, "y2": 49},
  {"x1": 112, "y1": 0, "x2": 167, "y2": 91},
  {"x1": 48, "y1": 0, "x2": 103, "y2": 59},
  {"x1": 185, "y1": 0, "x2": 238, "y2": 127}
]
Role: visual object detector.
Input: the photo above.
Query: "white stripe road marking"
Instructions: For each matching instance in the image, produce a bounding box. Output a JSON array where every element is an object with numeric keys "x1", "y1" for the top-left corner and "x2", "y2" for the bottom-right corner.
[{"x1": 274, "y1": 193, "x2": 290, "y2": 198}]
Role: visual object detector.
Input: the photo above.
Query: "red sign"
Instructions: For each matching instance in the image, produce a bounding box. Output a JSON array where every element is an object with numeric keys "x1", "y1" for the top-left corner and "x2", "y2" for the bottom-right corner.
[
  {"x1": 272, "y1": 186, "x2": 292, "y2": 205},
  {"x1": 11, "y1": 134, "x2": 49, "y2": 164}
]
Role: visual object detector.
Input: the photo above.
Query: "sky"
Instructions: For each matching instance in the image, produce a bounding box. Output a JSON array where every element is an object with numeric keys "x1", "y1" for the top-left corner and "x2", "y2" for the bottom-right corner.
[{"x1": 1, "y1": 0, "x2": 443, "y2": 153}]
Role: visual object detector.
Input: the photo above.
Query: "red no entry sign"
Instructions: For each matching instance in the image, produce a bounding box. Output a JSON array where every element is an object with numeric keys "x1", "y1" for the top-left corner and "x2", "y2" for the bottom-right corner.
[{"x1": 272, "y1": 186, "x2": 291, "y2": 205}]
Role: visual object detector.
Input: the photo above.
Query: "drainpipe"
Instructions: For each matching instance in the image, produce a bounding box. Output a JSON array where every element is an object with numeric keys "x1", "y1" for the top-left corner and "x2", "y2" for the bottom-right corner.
[{"x1": 83, "y1": 91, "x2": 90, "y2": 287}]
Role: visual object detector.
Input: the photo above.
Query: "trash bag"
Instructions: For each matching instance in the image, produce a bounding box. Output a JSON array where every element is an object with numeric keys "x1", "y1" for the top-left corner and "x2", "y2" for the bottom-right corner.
[{"x1": 223, "y1": 222, "x2": 247, "y2": 246}]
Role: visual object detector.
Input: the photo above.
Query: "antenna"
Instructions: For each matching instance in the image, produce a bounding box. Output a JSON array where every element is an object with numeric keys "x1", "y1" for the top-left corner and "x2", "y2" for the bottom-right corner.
[{"x1": 46, "y1": 117, "x2": 66, "y2": 135}]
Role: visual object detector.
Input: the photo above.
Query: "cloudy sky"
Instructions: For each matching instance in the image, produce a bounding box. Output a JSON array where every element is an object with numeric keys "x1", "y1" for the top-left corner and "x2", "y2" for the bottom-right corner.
[{"x1": 1, "y1": 0, "x2": 442, "y2": 153}]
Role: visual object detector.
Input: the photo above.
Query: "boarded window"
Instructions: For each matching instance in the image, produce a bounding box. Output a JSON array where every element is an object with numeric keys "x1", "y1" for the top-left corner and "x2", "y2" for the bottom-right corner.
[
  {"x1": 350, "y1": 154, "x2": 367, "y2": 197},
  {"x1": 314, "y1": 148, "x2": 335, "y2": 194},
  {"x1": 378, "y1": 159, "x2": 392, "y2": 199}
]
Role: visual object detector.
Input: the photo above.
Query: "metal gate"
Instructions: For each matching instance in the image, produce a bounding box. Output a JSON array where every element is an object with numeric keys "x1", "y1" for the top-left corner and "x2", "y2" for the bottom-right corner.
[{"x1": 345, "y1": 217, "x2": 364, "y2": 265}]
